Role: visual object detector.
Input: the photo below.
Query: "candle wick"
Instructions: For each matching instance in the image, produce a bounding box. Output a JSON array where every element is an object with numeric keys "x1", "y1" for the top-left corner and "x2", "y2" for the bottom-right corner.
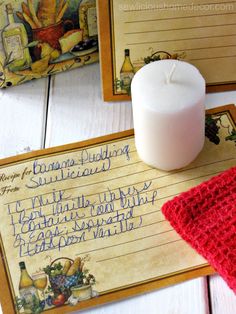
[{"x1": 166, "y1": 63, "x2": 177, "y2": 84}]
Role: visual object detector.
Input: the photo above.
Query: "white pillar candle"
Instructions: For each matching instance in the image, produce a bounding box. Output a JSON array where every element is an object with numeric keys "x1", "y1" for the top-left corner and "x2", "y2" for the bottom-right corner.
[{"x1": 131, "y1": 60, "x2": 206, "y2": 171}]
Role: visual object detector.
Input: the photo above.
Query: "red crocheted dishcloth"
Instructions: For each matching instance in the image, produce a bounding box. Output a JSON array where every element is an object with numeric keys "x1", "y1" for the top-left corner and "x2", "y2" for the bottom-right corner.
[{"x1": 162, "y1": 166, "x2": 236, "y2": 293}]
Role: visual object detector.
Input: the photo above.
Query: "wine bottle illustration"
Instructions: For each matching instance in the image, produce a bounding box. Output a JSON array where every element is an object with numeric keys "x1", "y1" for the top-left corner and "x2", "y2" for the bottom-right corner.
[
  {"x1": 2, "y1": 4, "x2": 31, "y2": 72},
  {"x1": 79, "y1": 0, "x2": 98, "y2": 41},
  {"x1": 120, "y1": 49, "x2": 134, "y2": 93}
]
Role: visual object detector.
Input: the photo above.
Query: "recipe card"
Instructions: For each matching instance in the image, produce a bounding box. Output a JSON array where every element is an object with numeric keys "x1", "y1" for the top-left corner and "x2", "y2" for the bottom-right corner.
[
  {"x1": 0, "y1": 105, "x2": 235, "y2": 314},
  {"x1": 98, "y1": 0, "x2": 236, "y2": 100}
]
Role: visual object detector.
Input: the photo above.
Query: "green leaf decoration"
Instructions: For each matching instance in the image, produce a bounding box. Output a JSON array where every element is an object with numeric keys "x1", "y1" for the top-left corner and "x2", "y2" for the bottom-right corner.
[
  {"x1": 26, "y1": 41, "x2": 39, "y2": 48},
  {"x1": 225, "y1": 130, "x2": 236, "y2": 142}
]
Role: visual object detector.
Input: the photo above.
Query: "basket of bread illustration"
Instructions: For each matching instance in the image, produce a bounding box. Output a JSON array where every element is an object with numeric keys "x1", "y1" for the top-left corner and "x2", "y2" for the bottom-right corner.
[{"x1": 43, "y1": 257, "x2": 84, "y2": 296}]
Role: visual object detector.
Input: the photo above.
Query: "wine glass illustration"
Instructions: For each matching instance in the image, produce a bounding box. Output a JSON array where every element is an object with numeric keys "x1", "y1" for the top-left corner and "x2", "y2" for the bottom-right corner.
[{"x1": 32, "y1": 272, "x2": 48, "y2": 301}]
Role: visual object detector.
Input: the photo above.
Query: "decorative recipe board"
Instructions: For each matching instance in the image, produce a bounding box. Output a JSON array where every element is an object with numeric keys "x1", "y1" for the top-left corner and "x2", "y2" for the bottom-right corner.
[
  {"x1": 97, "y1": 0, "x2": 236, "y2": 101},
  {"x1": 0, "y1": 105, "x2": 235, "y2": 313},
  {"x1": 0, "y1": 0, "x2": 98, "y2": 88}
]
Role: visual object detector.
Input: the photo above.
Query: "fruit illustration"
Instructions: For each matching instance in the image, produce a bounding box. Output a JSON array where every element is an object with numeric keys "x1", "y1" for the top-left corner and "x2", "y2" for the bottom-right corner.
[
  {"x1": 205, "y1": 114, "x2": 236, "y2": 145},
  {"x1": 144, "y1": 50, "x2": 186, "y2": 64},
  {"x1": 38, "y1": 42, "x2": 54, "y2": 58},
  {"x1": 50, "y1": 49, "x2": 60, "y2": 61},
  {"x1": 52, "y1": 293, "x2": 66, "y2": 306},
  {"x1": 31, "y1": 56, "x2": 50, "y2": 73},
  {"x1": 41, "y1": 256, "x2": 96, "y2": 308},
  {"x1": 205, "y1": 115, "x2": 221, "y2": 144}
]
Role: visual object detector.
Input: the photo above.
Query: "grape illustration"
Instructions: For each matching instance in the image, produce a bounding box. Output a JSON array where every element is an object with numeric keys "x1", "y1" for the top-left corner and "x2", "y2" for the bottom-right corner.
[
  {"x1": 144, "y1": 51, "x2": 171, "y2": 64},
  {"x1": 144, "y1": 51, "x2": 185, "y2": 64},
  {"x1": 205, "y1": 115, "x2": 220, "y2": 145}
]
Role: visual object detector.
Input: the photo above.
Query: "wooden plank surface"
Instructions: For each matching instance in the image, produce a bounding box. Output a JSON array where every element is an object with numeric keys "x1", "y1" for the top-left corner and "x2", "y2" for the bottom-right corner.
[
  {"x1": 0, "y1": 78, "x2": 49, "y2": 314},
  {"x1": 0, "y1": 62, "x2": 235, "y2": 313},
  {"x1": 210, "y1": 276, "x2": 236, "y2": 314},
  {"x1": 45, "y1": 64, "x2": 133, "y2": 147},
  {"x1": 0, "y1": 78, "x2": 49, "y2": 158},
  {"x1": 77, "y1": 279, "x2": 209, "y2": 314}
]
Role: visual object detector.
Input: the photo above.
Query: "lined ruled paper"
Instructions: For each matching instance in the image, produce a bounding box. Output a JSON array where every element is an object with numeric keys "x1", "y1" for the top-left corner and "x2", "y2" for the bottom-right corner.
[{"x1": 111, "y1": 0, "x2": 236, "y2": 90}]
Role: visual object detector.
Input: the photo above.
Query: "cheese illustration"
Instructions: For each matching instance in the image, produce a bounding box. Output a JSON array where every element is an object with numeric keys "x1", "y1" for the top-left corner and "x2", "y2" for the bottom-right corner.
[{"x1": 59, "y1": 29, "x2": 83, "y2": 54}]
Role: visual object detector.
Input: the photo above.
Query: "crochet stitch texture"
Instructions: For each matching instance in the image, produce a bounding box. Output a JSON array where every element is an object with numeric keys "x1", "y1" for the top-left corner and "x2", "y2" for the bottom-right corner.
[{"x1": 162, "y1": 167, "x2": 236, "y2": 293}]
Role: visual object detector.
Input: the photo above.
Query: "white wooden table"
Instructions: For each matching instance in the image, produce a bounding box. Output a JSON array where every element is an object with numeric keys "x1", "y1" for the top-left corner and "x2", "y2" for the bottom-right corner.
[{"x1": 0, "y1": 63, "x2": 236, "y2": 314}]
